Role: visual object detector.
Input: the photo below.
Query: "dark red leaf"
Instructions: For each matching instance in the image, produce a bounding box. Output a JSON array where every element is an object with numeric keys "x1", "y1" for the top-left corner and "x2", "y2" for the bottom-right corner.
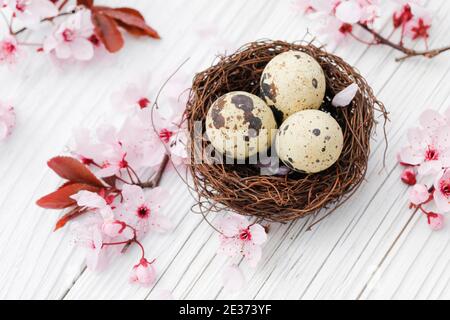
[
  {"x1": 54, "y1": 207, "x2": 88, "y2": 231},
  {"x1": 77, "y1": 0, "x2": 93, "y2": 8},
  {"x1": 36, "y1": 183, "x2": 100, "y2": 209},
  {"x1": 47, "y1": 156, "x2": 104, "y2": 188},
  {"x1": 99, "y1": 7, "x2": 160, "y2": 39},
  {"x1": 92, "y1": 11, "x2": 124, "y2": 53}
]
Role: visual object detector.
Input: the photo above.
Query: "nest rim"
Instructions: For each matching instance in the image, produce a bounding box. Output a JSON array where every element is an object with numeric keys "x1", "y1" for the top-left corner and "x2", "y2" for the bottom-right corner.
[{"x1": 185, "y1": 40, "x2": 387, "y2": 223}]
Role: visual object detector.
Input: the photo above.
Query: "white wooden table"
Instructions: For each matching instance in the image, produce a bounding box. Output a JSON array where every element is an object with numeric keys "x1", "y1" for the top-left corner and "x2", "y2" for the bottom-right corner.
[{"x1": 0, "y1": 0, "x2": 449, "y2": 300}]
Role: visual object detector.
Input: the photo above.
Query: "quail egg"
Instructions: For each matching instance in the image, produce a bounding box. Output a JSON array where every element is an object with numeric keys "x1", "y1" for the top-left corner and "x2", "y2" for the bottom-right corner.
[
  {"x1": 275, "y1": 109, "x2": 343, "y2": 173},
  {"x1": 205, "y1": 91, "x2": 277, "y2": 159},
  {"x1": 260, "y1": 51, "x2": 326, "y2": 122}
]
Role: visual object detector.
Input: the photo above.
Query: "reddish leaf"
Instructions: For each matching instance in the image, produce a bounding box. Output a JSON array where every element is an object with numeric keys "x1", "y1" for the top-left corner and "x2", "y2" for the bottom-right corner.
[
  {"x1": 92, "y1": 11, "x2": 124, "y2": 53},
  {"x1": 48, "y1": 156, "x2": 104, "y2": 188},
  {"x1": 77, "y1": 0, "x2": 93, "y2": 8},
  {"x1": 36, "y1": 183, "x2": 99, "y2": 209},
  {"x1": 99, "y1": 7, "x2": 160, "y2": 39},
  {"x1": 54, "y1": 207, "x2": 88, "y2": 231}
]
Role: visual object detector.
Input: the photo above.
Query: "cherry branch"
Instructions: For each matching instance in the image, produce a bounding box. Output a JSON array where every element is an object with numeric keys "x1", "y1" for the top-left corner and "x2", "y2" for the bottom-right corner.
[
  {"x1": 358, "y1": 23, "x2": 450, "y2": 62},
  {"x1": 11, "y1": 9, "x2": 78, "y2": 36},
  {"x1": 138, "y1": 154, "x2": 170, "y2": 189}
]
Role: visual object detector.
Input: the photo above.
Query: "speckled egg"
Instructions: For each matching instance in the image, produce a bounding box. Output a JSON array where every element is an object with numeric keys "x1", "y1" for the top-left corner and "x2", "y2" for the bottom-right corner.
[
  {"x1": 275, "y1": 110, "x2": 343, "y2": 173},
  {"x1": 205, "y1": 91, "x2": 277, "y2": 159},
  {"x1": 260, "y1": 51, "x2": 326, "y2": 122}
]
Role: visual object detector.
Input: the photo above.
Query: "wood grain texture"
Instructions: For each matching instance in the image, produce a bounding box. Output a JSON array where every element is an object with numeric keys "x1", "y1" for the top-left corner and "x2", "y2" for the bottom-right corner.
[{"x1": 0, "y1": 0, "x2": 448, "y2": 300}]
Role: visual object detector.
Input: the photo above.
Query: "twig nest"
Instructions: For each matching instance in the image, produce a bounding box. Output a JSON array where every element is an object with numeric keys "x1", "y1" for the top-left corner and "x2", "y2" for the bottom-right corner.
[{"x1": 186, "y1": 40, "x2": 387, "y2": 222}]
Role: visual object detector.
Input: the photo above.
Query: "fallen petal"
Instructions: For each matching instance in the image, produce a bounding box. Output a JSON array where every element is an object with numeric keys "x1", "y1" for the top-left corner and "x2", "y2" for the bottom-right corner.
[{"x1": 332, "y1": 83, "x2": 359, "y2": 107}]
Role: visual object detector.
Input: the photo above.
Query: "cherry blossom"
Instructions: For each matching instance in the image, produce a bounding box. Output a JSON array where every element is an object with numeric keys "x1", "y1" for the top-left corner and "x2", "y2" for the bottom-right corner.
[
  {"x1": 121, "y1": 184, "x2": 172, "y2": 235},
  {"x1": 408, "y1": 183, "x2": 429, "y2": 205},
  {"x1": 72, "y1": 219, "x2": 110, "y2": 271},
  {"x1": 0, "y1": 36, "x2": 23, "y2": 66},
  {"x1": 298, "y1": 0, "x2": 449, "y2": 61},
  {"x1": 5, "y1": 0, "x2": 58, "y2": 26},
  {"x1": 0, "y1": 100, "x2": 15, "y2": 141},
  {"x1": 428, "y1": 213, "x2": 444, "y2": 231},
  {"x1": 399, "y1": 108, "x2": 449, "y2": 231},
  {"x1": 398, "y1": 110, "x2": 450, "y2": 175},
  {"x1": 111, "y1": 75, "x2": 152, "y2": 113},
  {"x1": 71, "y1": 190, "x2": 113, "y2": 220},
  {"x1": 129, "y1": 258, "x2": 157, "y2": 287},
  {"x1": 43, "y1": 9, "x2": 95, "y2": 61},
  {"x1": 216, "y1": 214, "x2": 267, "y2": 268},
  {"x1": 433, "y1": 170, "x2": 450, "y2": 213},
  {"x1": 400, "y1": 167, "x2": 416, "y2": 185}
]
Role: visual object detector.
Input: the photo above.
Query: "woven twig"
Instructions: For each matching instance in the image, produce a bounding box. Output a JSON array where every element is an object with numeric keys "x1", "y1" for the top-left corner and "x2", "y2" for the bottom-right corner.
[{"x1": 185, "y1": 40, "x2": 387, "y2": 222}]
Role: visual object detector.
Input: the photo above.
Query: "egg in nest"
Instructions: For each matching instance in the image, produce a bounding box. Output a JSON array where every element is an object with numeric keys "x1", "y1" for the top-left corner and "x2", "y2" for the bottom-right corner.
[
  {"x1": 260, "y1": 51, "x2": 326, "y2": 122},
  {"x1": 275, "y1": 110, "x2": 343, "y2": 173},
  {"x1": 205, "y1": 91, "x2": 277, "y2": 159}
]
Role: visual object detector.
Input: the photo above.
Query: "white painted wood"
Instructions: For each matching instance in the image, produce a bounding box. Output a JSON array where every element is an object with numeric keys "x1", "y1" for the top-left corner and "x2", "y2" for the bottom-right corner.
[{"x1": 0, "y1": 0, "x2": 448, "y2": 300}]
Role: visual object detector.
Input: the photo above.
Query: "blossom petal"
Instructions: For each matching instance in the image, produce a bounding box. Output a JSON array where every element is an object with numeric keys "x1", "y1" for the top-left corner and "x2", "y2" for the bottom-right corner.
[
  {"x1": 71, "y1": 38, "x2": 94, "y2": 61},
  {"x1": 0, "y1": 122, "x2": 8, "y2": 141},
  {"x1": 332, "y1": 83, "x2": 358, "y2": 107},
  {"x1": 419, "y1": 109, "x2": 446, "y2": 131},
  {"x1": 149, "y1": 214, "x2": 172, "y2": 233},
  {"x1": 418, "y1": 160, "x2": 442, "y2": 176},
  {"x1": 71, "y1": 190, "x2": 106, "y2": 208},
  {"x1": 408, "y1": 184, "x2": 429, "y2": 205},
  {"x1": 335, "y1": 1, "x2": 362, "y2": 24},
  {"x1": 398, "y1": 146, "x2": 424, "y2": 165},
  {"x1": 218, "y1": 237, "x2": 241, "y2": 258},
  {"x1": 249, "y1": 224, "x2": 267, "y2": 245},
  {"x1": 243, "y1": 242, "x2": 262, "y2": 268},
  {"x1": 121, "y1": 184, "x2": 145, "y2": 204},
  {"x1": 222, "y1": 265, "x2": 245, "y2": 293}
]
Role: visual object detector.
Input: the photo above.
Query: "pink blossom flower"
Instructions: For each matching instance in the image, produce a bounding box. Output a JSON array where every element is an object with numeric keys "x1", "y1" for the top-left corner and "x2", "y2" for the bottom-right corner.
[
  {"x1": 316, "y1": 16, "x2": 354, "y2": 44},
  {"x1": 401, "y1": 167, "x2": 416, "y2": 185},
  {"x1": 0, "y1": 100, "x2": 15, "y2": 141},
  {"x1": 427, "y1": 213, "x2": 444, "y2": 231},
  {"x1": 433, "y1": 170, "x2": 450, "y2": 213},
  {"x1": 43, "y1": 9, "x2": 95, "y2": 61},
  {"x1": 129, "y1": 258, "x2": 156, "y2": 287},
  {"x1": 335, "y1": 1, "x2": 362, "y2": 24},
  {"x1": 332, "y1": 83, "x2": 358, "y2": 107},
  {"x1": 398, "y1": 110, "x2": 450, "y2": 175},
  {"x1": 72, "y1": 221, "x2": 109, "y2": 271},
  {"x1": 71, "y1": 190, "x2": 114, "y2": 220},
  {"x1": 121, "y1": 184, "x2": 172, "y2": 235},
  {"x1": 111, "y1": 74, "x2": 152, "y2": 113},
  {"x1": 216, "y1": 214, "x2": 267, "y2": 268},
  {"x1": 101, "y1": 220, "x2": 127, "y2": 238},
  {"x1": 222, "y1": 265, "x2": 245, "y2": 293},
  {"x1": 0, "y1": 36, "x2": 23, "y2": 66},
  {"x1": 5, "y1": 0, "x2": 58, "y2": 26},
  {"x1": 408, "y1": 184, "x2": 429, "y2": 205}
]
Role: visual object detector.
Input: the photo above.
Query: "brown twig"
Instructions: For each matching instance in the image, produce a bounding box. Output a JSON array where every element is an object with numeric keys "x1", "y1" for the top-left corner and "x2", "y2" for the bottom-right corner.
[
  {"x1": 358, "y1": 23, "x2": 450, "y2": 62},
  {"x1": 138, "y1": 154, "x2": 170, "y2": 189},
  {"x1": 11, "y1": 10, "x2": 77, "y2": 36}
]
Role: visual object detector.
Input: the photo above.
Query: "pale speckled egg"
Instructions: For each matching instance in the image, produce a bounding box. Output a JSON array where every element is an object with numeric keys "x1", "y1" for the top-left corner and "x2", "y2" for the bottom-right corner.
[
  {"x1": 205, "y1": 91, "x2": 277, "y2": 159},
  {"x1": 275, "y1": 110, "x2": 343, "y2": 173},
  {"x1": 260, "y1": 51, "x2": 326, "y2": 122}
]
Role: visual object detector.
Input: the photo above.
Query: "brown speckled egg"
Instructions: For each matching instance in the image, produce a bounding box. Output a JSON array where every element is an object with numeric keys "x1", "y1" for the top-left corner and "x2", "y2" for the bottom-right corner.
[
  {"x1": 275, "y1": 110, "x2": 343, "y2": 173},
  {"x1": 260, "y1": 51, "x2": 326, "y2": 122},
  {"x1": 205, "y1": 91, "x2": 277, "y2": 159}
]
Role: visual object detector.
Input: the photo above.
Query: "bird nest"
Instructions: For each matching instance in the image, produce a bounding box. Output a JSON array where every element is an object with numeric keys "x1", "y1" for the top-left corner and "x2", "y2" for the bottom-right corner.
[{"x1": 185, "y1": 40, "x2": 387, "y2": 222}]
